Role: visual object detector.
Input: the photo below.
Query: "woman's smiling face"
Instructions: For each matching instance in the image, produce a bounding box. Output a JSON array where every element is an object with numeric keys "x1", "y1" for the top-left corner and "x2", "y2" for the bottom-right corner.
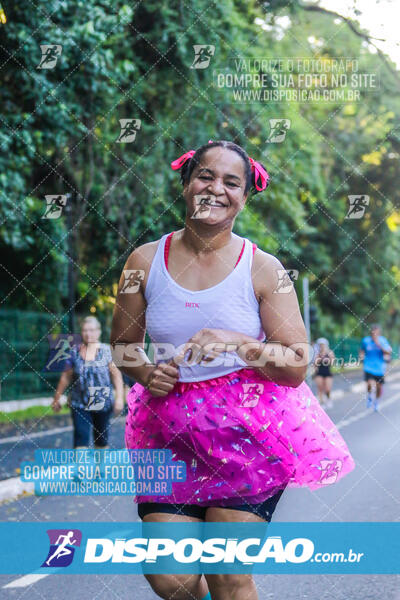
[{"x1": 183, "y1": 147, "x2": 248, "y2": 224}]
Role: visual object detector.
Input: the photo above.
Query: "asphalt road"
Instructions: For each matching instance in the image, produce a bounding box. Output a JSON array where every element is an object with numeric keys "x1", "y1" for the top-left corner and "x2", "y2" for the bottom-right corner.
[{"x1": 1, "y1": 366, "x2": 400, "y2": 598}]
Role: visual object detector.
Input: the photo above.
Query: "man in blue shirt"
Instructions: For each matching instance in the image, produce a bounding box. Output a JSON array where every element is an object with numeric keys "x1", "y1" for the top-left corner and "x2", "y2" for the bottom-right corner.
[{"x1": 359, "y1": 324, "x2": 392, "y2": 411}]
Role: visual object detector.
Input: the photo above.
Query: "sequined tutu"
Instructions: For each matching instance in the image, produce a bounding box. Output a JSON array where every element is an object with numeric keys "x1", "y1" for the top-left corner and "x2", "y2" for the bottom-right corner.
[{"x1": 125, "y1": 368, "x2": 355, "y2": 507}]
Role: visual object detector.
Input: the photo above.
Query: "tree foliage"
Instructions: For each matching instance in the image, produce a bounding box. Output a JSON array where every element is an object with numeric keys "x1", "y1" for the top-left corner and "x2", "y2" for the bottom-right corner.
[{"x1": 1, "y1": 0, "x2": 399, "y2": 342}]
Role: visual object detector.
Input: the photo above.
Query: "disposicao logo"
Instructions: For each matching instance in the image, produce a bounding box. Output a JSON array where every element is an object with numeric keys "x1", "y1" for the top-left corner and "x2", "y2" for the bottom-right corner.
[
  {"x1": 83, "y1": 536, "x2": 315, "y2": 564},
  {"x1": 41, "y1": 529, "x2": 82, "y2": 567}
]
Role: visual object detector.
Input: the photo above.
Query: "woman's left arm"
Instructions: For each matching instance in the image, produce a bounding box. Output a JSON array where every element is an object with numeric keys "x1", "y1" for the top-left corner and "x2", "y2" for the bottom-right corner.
[{"x1": 235, "y1": 251, "x2": 309, "y2": 387}]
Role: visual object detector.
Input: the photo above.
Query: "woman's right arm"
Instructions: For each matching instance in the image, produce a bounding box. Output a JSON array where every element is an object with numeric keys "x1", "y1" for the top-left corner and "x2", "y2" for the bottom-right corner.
[
  {"x1": 52, "y1": 368, "x2": 73, "y2": 412},
  {"x1": 110, "y1": 246, "x2": 179, "y2": 395}
]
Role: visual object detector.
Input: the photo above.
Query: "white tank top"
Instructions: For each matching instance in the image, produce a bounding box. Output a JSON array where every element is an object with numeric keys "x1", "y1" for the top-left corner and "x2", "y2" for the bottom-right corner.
[{"x1": 144, "y1": 232, "x2": 266, "y2": 382}]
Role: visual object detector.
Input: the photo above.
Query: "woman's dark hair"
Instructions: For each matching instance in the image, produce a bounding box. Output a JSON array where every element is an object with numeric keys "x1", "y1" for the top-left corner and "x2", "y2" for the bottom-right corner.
[{"x1": 178, "y1": 140, "x2": 268, "y2": 196}]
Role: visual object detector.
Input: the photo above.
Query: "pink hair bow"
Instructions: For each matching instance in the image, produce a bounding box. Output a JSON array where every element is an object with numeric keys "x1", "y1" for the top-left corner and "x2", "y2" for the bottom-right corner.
[
  {"x1": 170, "y1": 140, "x2": 214, "y2": 171},
  {"x1": 170, "y1": 150, "x2": 195, "y2": 170},
  {"x1": 249, "y1": 157, "x2": 270, "y2": 191}
]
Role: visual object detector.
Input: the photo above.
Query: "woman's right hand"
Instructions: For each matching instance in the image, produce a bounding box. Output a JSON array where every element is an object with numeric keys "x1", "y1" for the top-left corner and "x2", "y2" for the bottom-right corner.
[{"x1": 142, "y1": 359, "x2": 179, "y2": 397}]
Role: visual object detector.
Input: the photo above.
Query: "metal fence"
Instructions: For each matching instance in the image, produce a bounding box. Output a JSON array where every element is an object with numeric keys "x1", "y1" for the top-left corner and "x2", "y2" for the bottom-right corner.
[
  {"x1": 0, "y1": 309, "x2": 112, "y2": 402},
  {"x1": 0, "y1": 309, "x2": 70, "y2": 402}
]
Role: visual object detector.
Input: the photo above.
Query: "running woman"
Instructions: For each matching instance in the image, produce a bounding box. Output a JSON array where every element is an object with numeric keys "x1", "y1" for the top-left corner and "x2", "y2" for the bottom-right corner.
[
  {"x1": 111, "y1": 140, "x2": 356, "y2": 600},
  {"x1": 313, "y1": 337, "x2": 335, "y2": 409},
  {"x1": 359, "y1": 323, "x2": 392, "y2": 412}
]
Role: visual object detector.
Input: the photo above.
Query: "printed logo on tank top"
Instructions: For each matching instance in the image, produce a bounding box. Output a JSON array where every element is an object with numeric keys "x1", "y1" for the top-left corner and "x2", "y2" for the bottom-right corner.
[{"x1": 185, "y1": 302, "x2": 200, "y2": 308}]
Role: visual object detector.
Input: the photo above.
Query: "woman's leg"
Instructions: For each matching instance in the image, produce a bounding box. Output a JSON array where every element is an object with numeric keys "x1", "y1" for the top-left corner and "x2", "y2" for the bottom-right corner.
[
  {"x1": 315, "y1": 376, "x2": 325, "y2": 405},
  {"x1": 374, "y1": 379, "x2": 383, "y2": 410},
  {"x1": 204, "y1": 506, "x2": 264, "y2": 600},
  {"x1": 203, "y1": 488, "x2": 286, "y2": 600},
  {"x1": 324, "y1": 376, "x2": 333, "y2": 406},
  {"x1": 70, "y1": 406, "x2": 91, "y2": 448},
  {"x1": 205, "y1": 500, "x2": 279, "y2": 600},
  {"x1": 141, "y1": 509, "x2": 210, "y2": 600},
  {"x1": 365, "y1": 374, "x2": 374, "y2": 406},
  {"x1": 91, "y1": 408, "x2": 112, "y2": 449}
]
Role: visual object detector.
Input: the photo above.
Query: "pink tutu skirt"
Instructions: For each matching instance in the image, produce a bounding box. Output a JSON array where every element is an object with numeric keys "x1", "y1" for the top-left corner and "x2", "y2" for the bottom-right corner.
[{"x1": 125, "y1": 368, "x2": 356, "y2": 507}]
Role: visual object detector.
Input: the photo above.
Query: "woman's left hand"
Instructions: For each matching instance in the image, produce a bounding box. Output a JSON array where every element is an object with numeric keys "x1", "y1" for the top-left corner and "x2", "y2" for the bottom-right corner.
[
  {"x1": 113, "y1": 397, "x2": 124, "y2": 414},
  {"x1": 174, "y1": 328, "x2": 242, "y2": 365}
]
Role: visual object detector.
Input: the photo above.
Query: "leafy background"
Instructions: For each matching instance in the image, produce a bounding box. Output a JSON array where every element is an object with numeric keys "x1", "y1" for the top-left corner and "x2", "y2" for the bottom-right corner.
[{"x1": 1, "y1": 0, "x2": 400, "y2": 346}]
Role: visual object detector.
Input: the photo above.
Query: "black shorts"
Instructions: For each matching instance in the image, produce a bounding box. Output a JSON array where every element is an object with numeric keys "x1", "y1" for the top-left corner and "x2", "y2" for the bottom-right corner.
[
  {"x1": 137, "y1": 486, "x2": 286, "y2": 522},
  {"x1": 364, "y1": 371, "x2": 385, "y2": 384},
  {"x1": 315, "y1": 369, "x2": 332, "y2": 378}
]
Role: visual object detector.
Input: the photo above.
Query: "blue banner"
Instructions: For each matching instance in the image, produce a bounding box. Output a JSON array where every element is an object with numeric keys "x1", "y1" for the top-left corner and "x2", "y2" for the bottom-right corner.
[
  {"x1": 19, "y1": 449, "x2": 186, "y2": 496},
  {"x1": 0, "y1": 522, "x2": 398, "y2": 574}
]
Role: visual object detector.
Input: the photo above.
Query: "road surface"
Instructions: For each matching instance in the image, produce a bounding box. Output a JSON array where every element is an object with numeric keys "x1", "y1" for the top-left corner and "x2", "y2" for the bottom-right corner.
[{"x1": 1, "y1": 367, "x2": 399, "y2": 598}]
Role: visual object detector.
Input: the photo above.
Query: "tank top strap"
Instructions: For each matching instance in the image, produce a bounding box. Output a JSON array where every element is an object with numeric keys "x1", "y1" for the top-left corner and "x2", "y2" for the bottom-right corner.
[
  {"x1": 163, "y1": 231, "x2": 254, "y2": 273},
  {"x1": 144, "y1": 233, "x2": 169, "y2": 303}
]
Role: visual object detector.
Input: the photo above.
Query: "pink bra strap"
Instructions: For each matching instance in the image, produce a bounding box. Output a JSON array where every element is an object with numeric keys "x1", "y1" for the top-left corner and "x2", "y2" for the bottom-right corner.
[
  {"x1": 233, "y1": 239, "x2": 245, "y2": 268},
  {"x1": 164, "y1": 232, "x2": 256, "y2": 272},
  {"x1": 164, "y1": 231, "x2": 175, "y2": 271}
]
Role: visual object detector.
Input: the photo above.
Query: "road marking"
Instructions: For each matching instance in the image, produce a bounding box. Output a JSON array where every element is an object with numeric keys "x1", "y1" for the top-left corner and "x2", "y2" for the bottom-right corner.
[
  {"x1": 349, "y1": 382, "x2": 366, "y2": 393},
  {"x1": 2, "y1": 526, "x2": 139, "y2": 589},
  {"x1": 386, "y1": 371, "x2": 400, "y2": 382},
  {"x1": 3, "y1": 574, "x2": 49, "y2": 588},
  {"x1": 0, "y1": 425, "x2": 72, "y2": 445},
  {"x1": 388, "y1": 382, "x2": 400, "y2": 390},
  {"x1": 336, "y1": 391, "x2": 400, "y2": 429}
]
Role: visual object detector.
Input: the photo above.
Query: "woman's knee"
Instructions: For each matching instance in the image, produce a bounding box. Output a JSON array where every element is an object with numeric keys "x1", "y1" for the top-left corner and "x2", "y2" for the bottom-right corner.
[
  {"x1": 206, "y1": 572, "x2": 254, "y2": 594},
  {"x1": 145, "y1": 573, "x2": 202, "y2": 599}
]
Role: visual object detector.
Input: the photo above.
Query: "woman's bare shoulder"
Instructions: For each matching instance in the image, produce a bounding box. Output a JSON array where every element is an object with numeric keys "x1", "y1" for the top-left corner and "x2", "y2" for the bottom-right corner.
[
  {"x1": 249, "y1": 248, "x2": 283, "y2": 302},
  {"x1": 124, "y1": 238, "x2": 162, "y2": 270},
  {"x1": 252, "y1": 247, "x2": 284, "y2": 268},
  {"x1": 251, "y1": 247, "x2": 286, "y2": 293}
]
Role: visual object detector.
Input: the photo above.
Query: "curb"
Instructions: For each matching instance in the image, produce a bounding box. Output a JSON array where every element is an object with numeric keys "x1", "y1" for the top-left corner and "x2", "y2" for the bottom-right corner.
[
  {"x1": 0, "y1": 395, "x2": 68, "y2": 414},
  {"x1": 0, "y1": 476, "x2": 34, "y2": 504}
]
